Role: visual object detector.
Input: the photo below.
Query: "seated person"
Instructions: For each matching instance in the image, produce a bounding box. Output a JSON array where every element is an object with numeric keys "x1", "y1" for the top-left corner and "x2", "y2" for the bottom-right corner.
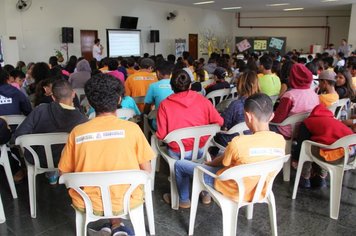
[
  {"x1": 317, "y1": 70, "x2": 339, "y2": 107},
  {"x1": 144, "y1": 61, "x2": 174, "y2": 130},
  {"x1": 334, "y1": 67, "x2": 355, "y2": 101},
  {"x1": 14, "y1": 80, "x2": 87, "y2": 184},
  {"x1": 293, "y1": 104, "x2": 355, "y2": 188},
  {"x1": 106, "y1": 58, "x2": 125, "y2": 84},
  {"x1": 0, "y1": 69, "x2": 32, "y2": 116},
  {"x1": 68, "y1": 59, "x2": 91, "y2": 89},
  {"x1": 0, "y1": 117, "x2": 11, "y2": 144},
  {"x1": 258, "y1": 55, "x2": 281, "y2": 97},
  {"x1": 59, "y1": 73, "x2": 155, "y2": 235},
  {"x1": 213, "y1": 70, "x2": 259, "y2": 147},
  {"x1": 205, "y1": 67, "x2": 231, "y2": 95},
  {"x1": 171, "y1": 93, "x2": 285, "y2": 208},
  {"x1": 271, "y1": 64, "x2": 319, "y2": 139},
  {"x1": 156, "y1": 69, "x2": 223, "y2": 160}
]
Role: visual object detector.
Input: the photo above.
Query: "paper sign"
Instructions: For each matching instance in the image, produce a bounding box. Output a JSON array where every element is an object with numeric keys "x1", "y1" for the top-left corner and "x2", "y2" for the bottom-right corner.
[
  {"x1": 269, "y1": 38, "x2": 284, "y2": 50},
  {"x1": 236, "y1": 39, "x2": 251, "y2": 52},
  {"x1": 254, "y1": 40, "x2": 267, "y2": 50}
]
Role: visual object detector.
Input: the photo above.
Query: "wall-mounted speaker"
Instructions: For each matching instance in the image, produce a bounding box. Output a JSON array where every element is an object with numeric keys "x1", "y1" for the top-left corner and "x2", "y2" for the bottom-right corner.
[
  {"x1": 62, "y1": 27, "x2": 73, "y2": 43},
  {"x1": 150, "y1": 30, "x2": 160, "y2": 43}
]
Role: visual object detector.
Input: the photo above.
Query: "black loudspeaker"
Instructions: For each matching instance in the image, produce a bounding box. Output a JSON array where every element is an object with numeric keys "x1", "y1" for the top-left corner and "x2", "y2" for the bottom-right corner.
[
  {"x1": 150, "y1": 30, "x2": 160, "y2": 43},
  {"x1": 62, "y1": 27, "x2": 74, "y2": 43}
]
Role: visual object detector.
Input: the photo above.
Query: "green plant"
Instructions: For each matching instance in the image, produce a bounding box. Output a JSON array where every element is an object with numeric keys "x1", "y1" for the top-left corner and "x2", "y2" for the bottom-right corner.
[{"x1": 54, "y1": 49, "x2": 63, "y2": 57}]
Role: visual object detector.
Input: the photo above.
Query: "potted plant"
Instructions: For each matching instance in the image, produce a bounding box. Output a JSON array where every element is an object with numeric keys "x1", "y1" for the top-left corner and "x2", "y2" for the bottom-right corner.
[{"x1": 54, "y1": 49, "x2": 64, "y2": 63}]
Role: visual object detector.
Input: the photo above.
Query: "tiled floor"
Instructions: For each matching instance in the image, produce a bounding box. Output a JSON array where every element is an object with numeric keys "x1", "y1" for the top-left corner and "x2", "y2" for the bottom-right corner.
[{"x1": 1, "y1": 160, "x2": 356, "y2": 236}]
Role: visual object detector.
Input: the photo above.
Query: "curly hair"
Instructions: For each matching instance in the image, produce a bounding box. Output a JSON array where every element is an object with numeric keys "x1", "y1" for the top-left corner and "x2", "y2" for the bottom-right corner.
[{"x1": 84, "y1": 74, "x2": 124, "y2": 114}]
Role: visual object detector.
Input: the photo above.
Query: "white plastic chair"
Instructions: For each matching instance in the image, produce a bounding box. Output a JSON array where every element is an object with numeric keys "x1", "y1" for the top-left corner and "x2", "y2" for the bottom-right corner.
[
  {"x1": 143, "y1": 109, "x2": 157, "y2": 141},
  {"x1": 88, "y1": 108, "x2": 136, "y2": 121},
  {"x1": 0, "y1": 144, "x2": 18, "y2": 198},
  {"x1": 205, "y1": 88, "x2": 231, "y2": 107},
  {"x1": 15, "y1": 132, "x2": 68, "y2": 218},
  {"x1": 270, "y1": 112, "x2": 310, "y2": 182},
  {"x1": 59, "y1": 170, "x2": 155, "y2": 236},
  {"x1": 74, "y1": 88, "x2": 89, "y2": 109},
  {"x1": 0, "y1": 193, "x2": 5, "y2": 223},
  {"x1": 156, "y1": 124, "x2": 221, "y2": 210},
  {"x1": 211, "y1": 122, "x2": 249, "y2": 152},
  {"x1": 201, "y1": 79, "x2": 214, "y2": 88},
  {"x1": 229, "y1": 87, "x2": 238, "y2": 99},
  {"x1": 334, "y1": 98, "x2": 351, "y2": 120},
  {"x1": 189, "y1": 155, "x2": 290, "y2": 236},
  {"x1": 292, "y1": 134, "x2": 356, "y2": 219},
  {"x1": 216, "y1": 98, "x2": 236, "y2": 113},
  {"x1": 3, "y1": 115, "x2": 26, "y2": 126}
]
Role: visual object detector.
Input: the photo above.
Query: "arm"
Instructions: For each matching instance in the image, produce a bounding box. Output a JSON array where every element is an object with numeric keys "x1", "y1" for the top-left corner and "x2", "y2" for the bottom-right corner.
[
  {"x1": 208, "y1": 100, "x2": 224, "y2": 126},
  {"x1": 271, "y1": 96, "x2": 293, "y2": 123},
  {"x1": 139, "y1": 161, "x2": 152, "y2": 173},
  {"x1": 143, "y1": 104, "x2": 152, "y2": 115},
  {"x1": 19, "y1": 92, "x2": 32, "y2": 115},
  {"x1": 205, "y1": 155, "x2": 224, "y2": 167},
  {"x1": 143, "y1": 85, "x2": 154, "y2": 114},
  {"x1": 155, "y1": 105, "x2": 168, "y2": 140},
  {"x1": 13, "y1": 107, "x2": 39, "y2": 139}
]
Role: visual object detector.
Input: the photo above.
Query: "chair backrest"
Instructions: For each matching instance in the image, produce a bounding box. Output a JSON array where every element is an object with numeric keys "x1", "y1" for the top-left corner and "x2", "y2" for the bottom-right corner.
[
  {"x1": 229, "y1": 87, "x2": 238, "y2": 99},
  {"x1": 218, "y1": 155, "x2": 289, "y2": 203},
  {"x1": 205, "y1": 88, "x2": 231, "y2": 106},
  {"x1": 226, "y1": 122, "x2": 249, "y2": 135},
  {"x1": 323, "y1": 134, "x2": 356, "y2": 168},
  {"x1": 163, "y1": 124, "x2": 220, "y2": 161},
  {"x1": 334, "y1": 98, "x2": 351, "y2": 120},
  {"x1": 88, "y1": 109, "x2": 136, "y2": 121},
  {"x1": 201, "y1": 79, "x2": 214, "y2": 88},
  {"x1": 74, "y1": 88, "x2": 86, "y2": 102},
  {"x1": 59, "y1": 170, "x2": 150, "y2": 217},
  {"x1": 133, "y1": 96, "x2": 146, "y2": 104},
  {"x1": 143, "y1": 109, "x2": 157, "y2": 139},
  {"x1": 270, "y1": 112, "x2": 310, "y2": 139},
  {"x1": 215, "y1": 98, "x2": 235, "y2": 113},
  {"x1": 270, "y1": 95, "x2": 279, "y2": 104},
  {"x1": 3, "y1": 115, "x2": 26, "y2": 126},
  {"x1": 15, "y1": 133, "x2": 68, "y2": 169}
]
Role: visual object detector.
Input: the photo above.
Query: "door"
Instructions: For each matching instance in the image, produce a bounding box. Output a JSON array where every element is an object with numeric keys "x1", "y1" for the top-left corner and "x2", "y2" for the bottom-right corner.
[
  {"x1": 80, "y1": 30, "x2": 98, "y2": 61},
  {"x1": 189, "y1": 34, "x2": 198, "y2": 60}
]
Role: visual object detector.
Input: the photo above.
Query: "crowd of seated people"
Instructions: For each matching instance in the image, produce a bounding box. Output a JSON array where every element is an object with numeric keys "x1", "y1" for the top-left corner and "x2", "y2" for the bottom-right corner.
[{"x1": 0, "y1": 44, "x2": 356, "y2": 235}]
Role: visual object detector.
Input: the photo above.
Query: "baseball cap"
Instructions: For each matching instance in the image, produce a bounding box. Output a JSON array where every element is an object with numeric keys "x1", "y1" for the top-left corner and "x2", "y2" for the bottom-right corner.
[
  {"x1": 213, "y1": 67, "x2": 227, "y2": 80},
  {"x1": 317, "y1": 70, "x2": 336, "y2": 82}
]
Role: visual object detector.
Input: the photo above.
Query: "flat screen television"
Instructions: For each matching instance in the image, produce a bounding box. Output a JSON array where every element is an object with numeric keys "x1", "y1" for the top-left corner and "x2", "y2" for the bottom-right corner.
[{"x1": 120, "y1": 16, "x2": 138, "y2": 29}]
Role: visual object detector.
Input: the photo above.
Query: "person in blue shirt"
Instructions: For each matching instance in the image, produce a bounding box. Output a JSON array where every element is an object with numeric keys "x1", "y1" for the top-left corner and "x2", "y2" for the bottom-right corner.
[{"x1": 144, "y1": 61, "x2": 174, "y2": 130}]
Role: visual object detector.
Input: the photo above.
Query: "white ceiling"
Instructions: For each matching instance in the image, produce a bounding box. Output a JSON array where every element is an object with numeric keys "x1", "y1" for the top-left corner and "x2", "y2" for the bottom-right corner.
[{"x1": 146, "y1": 0, "x2": 355, "y2": 12}]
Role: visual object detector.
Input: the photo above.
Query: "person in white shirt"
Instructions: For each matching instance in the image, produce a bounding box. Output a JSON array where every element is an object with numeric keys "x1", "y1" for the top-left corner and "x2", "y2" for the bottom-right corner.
[
  {"x1": 324, "y1": 43, "x2": 337, "y2": 58},
  {"x1": 92, "y1": 38, "x2": 103, "y2": 61},
  {"x1": 338, "y1": 39, "x2": 351, "y2": 58}
]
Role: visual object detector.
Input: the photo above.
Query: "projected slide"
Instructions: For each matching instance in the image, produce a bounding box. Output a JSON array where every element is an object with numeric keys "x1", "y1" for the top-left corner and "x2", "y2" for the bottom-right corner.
[{"x1": 107, "y1": 29, "x2": 141, "y2": 57}]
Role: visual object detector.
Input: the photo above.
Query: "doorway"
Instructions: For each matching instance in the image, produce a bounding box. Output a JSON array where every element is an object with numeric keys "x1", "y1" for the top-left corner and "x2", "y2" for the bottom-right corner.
[
  {"x1": 189, "y1": 34, "x2": 198, "y2": 60},
  {"x1": 80, "y1": 30, "x2": 98, "y2": 61}
]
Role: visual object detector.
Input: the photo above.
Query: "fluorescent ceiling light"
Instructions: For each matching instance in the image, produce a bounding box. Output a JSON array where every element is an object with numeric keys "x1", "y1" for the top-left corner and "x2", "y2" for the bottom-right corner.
[
  {"x1": 193, "y1": 1, "x2": 215, "y2": 5},
  {"x1": 266, "y1": 3, "x2": 290, "y2": 7},
  {"x1": 283, "y1": 7, "x2": 304, "y2": 11},
  {"x1": 222, "y1": 6, "x2": 242, "y2": 10},
  {"x1": 321, "y1": 0, "x2": 339, "y2": 2}
]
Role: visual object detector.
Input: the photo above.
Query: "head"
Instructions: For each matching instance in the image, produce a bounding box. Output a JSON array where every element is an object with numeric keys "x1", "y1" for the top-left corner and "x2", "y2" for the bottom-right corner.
[
  {"x1": 318, "y1": 70, "x2": 336, "y2": 91},
  {"x1": 0, "y1": 70, "x2": 9, "y2": 85},
  {"x1": 322, "y1": 57, "x2": 334, "y2": 68},
  {"x1": 170, "y1": 69, "x2": 191, "y2": 93},
  {"x1": 341, "y1": 39, "x2": 347, "y2": 46},
  {"x1": 305, "y1": 62, "x2": 318, "y2": 76},
  {"x1": 139, "y1": 58, "x2": 155, "y2": 71},
  {"x1": 51, "y1": 79, "x2": 75, "y2": 103},
  {"x1": 34, "y1": 78, "x2": 54, "y2": 106},
  {"x1": 49, "y1": 56, "x2": 58, "y2": 68},
  {"x1": 3, "y1": 64, "x2": 15, "y2": 74},
  {"x1": 143, "y1": 53, "x2": 149, "y2": 58},
  {"x1": 108, "y1": 58, "x2": 119, "y2": 71},
  {"x1": 186, "y1": 56, "x2": 194, "y2": 67},
  {"x1": 167, "y1": 54, "x2": 176, "y2": 64},
  {"x1": 76, "y1": 59, "x2": 91, "y2": 73},
  {"x1": 213, "y1": 67, "x2": 227, "y2": 82},
  {"x1": 85, "y1": 74, "x2": 124, "y2": 115},
  {"x1": 337, "y1": 52, "x2": 344, "y2": 59},
  {"x1": 259, "y1": 55, "x2": 273, "y2": 72},
  {"x1": 236, "y1": 70, "x2": 259, "y2": 97},
  {"x1": 244, "y1": 93, "x2": 274, "y2": 131},
  {"x1": 31, "y1": 62, "x2": 51, "y2": 84},
  {"x1": 94, "y1": 39, "x2": 100, "y2": 45},
  {"x1": 289, "y1": 64, "x2": 313, "y2": 89},
  {"x1": 10, "y1": 69, "x2": 26, "y2": 87},
  {"x1": 335, "y1": 68, "x2": 354, "y2": 99},
  {"x1": 156, "y1": 61, "x2": 173, "y2": 80}
]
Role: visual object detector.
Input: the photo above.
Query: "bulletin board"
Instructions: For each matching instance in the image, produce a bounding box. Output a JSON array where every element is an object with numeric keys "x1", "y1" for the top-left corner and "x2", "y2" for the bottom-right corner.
[{"x1": 235, "y1": 36, "x2": 287, "y2": 55}]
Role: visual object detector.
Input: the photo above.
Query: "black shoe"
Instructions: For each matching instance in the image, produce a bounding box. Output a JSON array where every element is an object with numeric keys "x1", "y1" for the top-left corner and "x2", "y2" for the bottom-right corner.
[
  {"x1": 311, "y1": 175, "x2": 327, "y2": 188},
  {"x1": 299, "y1": 177, "x2": 311, "y2": 188}
]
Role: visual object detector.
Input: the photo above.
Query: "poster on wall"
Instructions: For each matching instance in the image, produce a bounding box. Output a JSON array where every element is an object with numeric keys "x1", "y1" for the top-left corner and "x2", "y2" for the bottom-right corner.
[
  {"x1": 254, "y1": 40, "x2": 267, "y2": 51},
  {"x1": 175, "y1": 39, "x2": 186, "y2": 57},
  {"x1": 0, "y1": 38, "x2": 4, "y2": 66},
  {"x1": 236, "y1": 39, "x2": 251, "y2": 52},
  {"x1": 269, "y1": 37, "x2": 284, "y2": 50}
]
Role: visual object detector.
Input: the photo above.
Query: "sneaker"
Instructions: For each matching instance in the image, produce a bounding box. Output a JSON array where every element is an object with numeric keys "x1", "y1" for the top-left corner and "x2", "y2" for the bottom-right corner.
[
  {"x1": 112, "y1": 223, "x2": 134, "y2": 236},
  {"x1": 163, "y1": 193, "x2": 191, "y2": 209},
  {"x1": 299, "y1": 177, "x2": 311, "y2": 188},
  {"x1": 200, "y1": 192, "x2": 211, "y2": 205},
  {"x1": 311, "y1": 175, "x2": 327, "y2": 188}
]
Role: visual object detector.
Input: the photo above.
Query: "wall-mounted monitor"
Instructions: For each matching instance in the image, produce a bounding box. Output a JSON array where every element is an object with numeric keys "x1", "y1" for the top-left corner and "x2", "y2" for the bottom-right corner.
[
  {"x1": 120, "y1": 16, "x2": 138, "y2": 29},
  {"x1": 106, "y1": 29, "x2": 141, "y2": 57}
]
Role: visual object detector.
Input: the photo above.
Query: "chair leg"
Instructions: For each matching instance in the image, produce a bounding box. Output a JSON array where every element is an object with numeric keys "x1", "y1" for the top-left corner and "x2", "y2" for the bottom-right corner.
[
  {"x1": 27, "y1": 166, "x2": 37, "y2": 218},
  {"x1": 2, "y1": 150, "x2": 17, "y2": 199},
  {"x1": 282, "y1": 158, "x2": 291, "y2": 182},
  {"x1": 167, "y1": 162, "x2": 179, "y2": 210},
  {"x1": 267, "y1": 193, "x2": 278, "y2": 236},
  {"x1": 150, "y1": 158, "x2": 156, "y2": 191},
  {"x1": 0, "y1": 194, "x2": 5, "y2": 224},
  {"x1": 221, "y1": 204, "x2": 239, "y2": 236},
  {"x1": 75, "y1": 210, "x2": 85, "y2": 236},
  {"x1": 246, "y1": 205, "x2": 253, "y2": 220},
  {"x1": 329, "y1": 169, "x2": 344, "y2": 220},
  {"x1": 144, "y1": 184, "x2": 155, "y2": 235},
  {"x1": 188, "y1": 171, "x2": 204, "y2": 235},
  {"x1": 292, "y1": 158, "x2": 307, "y2": 199},
  {"x1": 129, "y1": 205, "x2": 146, "y2": 236}
]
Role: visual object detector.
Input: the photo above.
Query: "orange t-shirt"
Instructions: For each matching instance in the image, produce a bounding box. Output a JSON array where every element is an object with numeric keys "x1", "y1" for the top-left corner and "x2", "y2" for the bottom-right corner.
[
  {"x1": 125, "y1": 71, "x2": 157, "y2": 111},
  {"x1": 127, "y1": 68, "x2": 138, "y2": 76},
  {"x1": 58, "y1": 115, "x2": 155, "y2": 213},
  {"x1": 352, "y1": 77, "x2": 356, "y2": 90},
  {"x1": 214, "y1": 131, "x2": 285, "y2": 202},
  {"x1": 319, "y1": 93, "x2": 339, "y2": 107}
]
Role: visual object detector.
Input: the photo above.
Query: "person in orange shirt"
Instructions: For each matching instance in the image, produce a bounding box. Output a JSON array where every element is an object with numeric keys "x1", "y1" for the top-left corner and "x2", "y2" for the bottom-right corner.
[
  {"x1": 317, "y1": 70, "x2": 339, "y2": 107},
  {"x1": 125, "y1": 58, "x2": 157, "y2": 112},
  {"x1": 126, "y1": 58, "x2": 138, "y2": 76},
  {"x1": 173, "y1": 93, "x2": 285, "y2": 208},
  {"x1": 59, "y1": 73, "x2": 155, "y2": 235}
]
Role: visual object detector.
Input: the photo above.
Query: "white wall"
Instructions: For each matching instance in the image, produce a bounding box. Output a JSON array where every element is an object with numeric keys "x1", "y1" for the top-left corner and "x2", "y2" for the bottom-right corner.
[
  {"x1": 1, "y1": 0, "x2": 233, "y2": 64},
  {"x1": 233, "y1": 11, "x2": 351, "y2": 53},
  {"x1": 348, "y1": 4, "x2": 356, "y2": 52}
]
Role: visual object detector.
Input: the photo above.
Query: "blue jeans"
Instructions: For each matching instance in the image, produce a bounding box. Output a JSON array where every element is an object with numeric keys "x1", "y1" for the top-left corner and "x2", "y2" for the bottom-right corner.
[
  {"x1": 174, "y1": 160, "x2": 221, "y2": 203},
  {"x1": 168, "y1": 148, "x2": 204, "y2": 160}
]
